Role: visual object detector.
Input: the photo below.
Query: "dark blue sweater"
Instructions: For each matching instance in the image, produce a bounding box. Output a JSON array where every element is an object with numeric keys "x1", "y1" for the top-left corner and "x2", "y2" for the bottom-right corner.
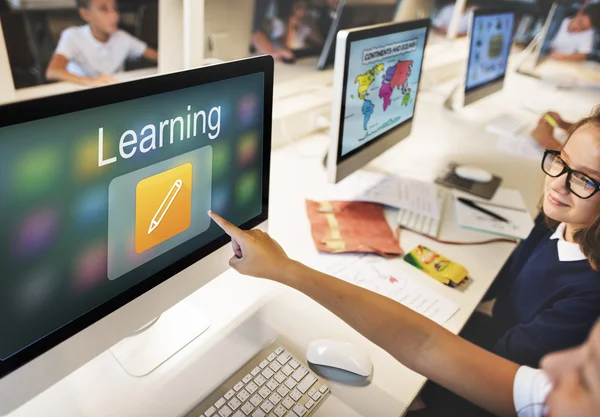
[{"x1": 485, "y1": 216, "x2": 600, "y2": 368}]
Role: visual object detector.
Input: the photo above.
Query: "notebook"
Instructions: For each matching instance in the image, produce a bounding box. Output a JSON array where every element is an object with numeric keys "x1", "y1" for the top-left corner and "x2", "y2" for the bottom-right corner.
[{"x1": 453, "y1": 188, "x2": 534, "y2": 240}]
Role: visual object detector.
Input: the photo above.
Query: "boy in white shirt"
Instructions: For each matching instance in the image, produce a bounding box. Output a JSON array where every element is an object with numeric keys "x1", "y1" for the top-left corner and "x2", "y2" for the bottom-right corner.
[
  {"x1": 46, "y1": 0, "x2": 158, "y2": 86},
  {"x1": 551, "y1": 4, "x2": 600, "y2": 61}
]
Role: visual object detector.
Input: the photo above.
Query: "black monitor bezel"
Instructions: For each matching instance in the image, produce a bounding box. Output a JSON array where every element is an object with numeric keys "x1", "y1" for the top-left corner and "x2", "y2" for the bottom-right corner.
[
  {"x1": 335, "y1": 18, "x2": 430, "y2": 165},
  {"x1": 0, "y1": 55, "x2": 274, "y2": 379},
  {"x1": 464, "y1": 8, "x2": 516, "y2": 96}
]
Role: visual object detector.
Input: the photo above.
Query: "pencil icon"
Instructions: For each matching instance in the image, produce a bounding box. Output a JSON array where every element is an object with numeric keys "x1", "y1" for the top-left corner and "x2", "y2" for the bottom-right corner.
[{"x1": 148, "y1": 179, "x2": 183, "y2": 234}]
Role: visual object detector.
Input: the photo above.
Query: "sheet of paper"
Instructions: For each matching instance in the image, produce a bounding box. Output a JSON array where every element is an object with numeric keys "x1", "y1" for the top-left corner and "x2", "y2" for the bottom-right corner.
[
  {"x1": 307, "y1": 253, "x2": 459, "y2": 326},
  {"x1": 453, "y1": 188, "x2": 534, "y2": 240}
]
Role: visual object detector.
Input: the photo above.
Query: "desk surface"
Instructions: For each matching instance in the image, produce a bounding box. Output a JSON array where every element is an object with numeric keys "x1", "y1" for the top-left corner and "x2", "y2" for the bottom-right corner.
[{"x1": 5, "y1": 66, "x2": 599, "y2": 417}]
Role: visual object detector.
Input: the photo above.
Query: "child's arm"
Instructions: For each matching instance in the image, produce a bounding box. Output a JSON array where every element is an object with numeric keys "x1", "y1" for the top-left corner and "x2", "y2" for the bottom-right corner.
[
  {"x1": 550, "y1": 52, "x2": 589, "y2": 61},
  {"x1": 209, "y1": 212, "x2": 521, "y2": 417},
  {"x1": 143, "y1": 48, "x2": 158, "y2": 62},
  {"x1": 46, "y1": 54, "x2": 114, "y2": 86}
]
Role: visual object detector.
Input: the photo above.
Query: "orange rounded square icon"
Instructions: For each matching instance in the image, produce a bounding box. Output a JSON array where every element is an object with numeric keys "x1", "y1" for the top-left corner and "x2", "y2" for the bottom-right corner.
[{"x1": 135, "y1": 163, "x2": 193, "y2": 254}]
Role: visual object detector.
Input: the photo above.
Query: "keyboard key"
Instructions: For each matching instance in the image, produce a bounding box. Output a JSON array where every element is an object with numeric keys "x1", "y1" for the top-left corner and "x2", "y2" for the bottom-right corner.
[
  {"x1": 258, "y1": 386, "x2": 271, "y2": 399},
  {"x1": 289, "y1": 389, "x2": 302, "y2": 402},
  {"x1": 242, "y1": 374, "x2": 253, "y2": 384},
  {"x1": 252, "y1": 411, "x2": 266, "y2": 417},
  {"x1": 267, "y1": 353, "x2": 278, "y2": 362},
  {"x1": 219, "y1": 406, "x2": 233, "y2": 417},
  {"x1": 266, "y1": 379, "x2": 279, "y2": 391},
  {"x1": 237, "y1": 390, "x2": 250, "y2": 403},
  {"x1": 269, "y1": 392, "x2": 282, "y2": 405},
  {"x1": 269, "y1": 361, "x2": 282, "y2": 372},
  {"x1": 234, "y1": 382, "x2": 245, "y2": 392},
  {"x1": 284, "y1": 377, "x2": 296, "y2": 390},
  {"x1": 228, "y1": 398, "x2": 241, "y2": 411},
  {"x1": 319, "y1": 384, "x2": 328, "y2": 394},
  {"x1": 204, "y1": 406, "x2": 217, "y2": 416},
  {"x1": 232, "y1": 411, "x2": 244, "y2": 417},
  {"x1": 304, "y1": 399, "x2": 315, "y2": 409},
  {"x1": 282, "y1": 397, "x2": 295, "y2": 410},
  {"x1": 288, "y1": 360, "x2": 300, "y2": 369},
  {"x1": 276, "y1": 352, "x2": 291, "y2": 365},
  {"x1": 254, "y1": 375, "x2": 267, "y2": 387},
  {"x1": 259, "y1": 360, "x2": 269, "y2": 369},
  {"x1": 241, "y1": 402, "x2": 254, "y2": 415},
  {"x1": 275, "y1": 347, "x2": 284, "y2": 355},
  {"x1": 260, "y1": 400, "x2": 274, "y2": 413},
  {"x1": 274, "y1": 371, "x2": 287, "y2": 384},
  {"x1": 291, "y1": 367, "x2": 308, "y2": 382},
  {"x1": 262, "y1": 368, "x2": 275, "y2": 380},
  {"x1": 292, "y1": 404, "x2": 307, "y2": 416},
  {"x1": 311, "y1": 392, "x2": 322, "y2": 402},
  {"x1": 296, "y1": 374, "x2": 317, "y2": 393},
  {"x1": 246, "y1": 382, "x2": 259, "y2": 394},
  {"x1": 251, "y1": 367, "x2": 261, "y2": 376},
  {"x1": 285, "y1": 412, "x2": 300, "y2": 417},
  {"x1": 307, "y1": 388, "x2": 317, "y2": 398},
  {"x1": 274, "y1": 405, "x2": 287, "y2": 417},
  {"x1": 250, "y1": 394, "x2": 262, "y2": 407},
  {"x1": 215, "y1": 398, "x2": 226, "y2": 409},
  {"x1": 225, "y1": 389, "x2": 236, "y2": 400},
  {"x1": 281, "y1": 365, "x2": 294, "y2": 376},
  {"x1": 276, "y1": 386, "x2": 290, "y2": 398}
]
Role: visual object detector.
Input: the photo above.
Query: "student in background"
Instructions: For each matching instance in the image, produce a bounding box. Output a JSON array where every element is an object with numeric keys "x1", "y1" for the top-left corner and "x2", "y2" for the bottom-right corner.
[
  {"x1": 432, "y1": 0, "x2": 477, "y2": 36},
  {"x1": 251, "y1": 0, "x2": 295, "y2": 62},
  {"x1": 285, "y1": 0, "x2": 323, "y2": 51},
  {"x1": 46, "y1": 0, "x2": 158, "y2": 86},
  {"x1": 206, "y1": 207, "x2": 600, "y2": 417},
  {"x1": 550, "y1": 4, "x2": 600, "y2": 61}
]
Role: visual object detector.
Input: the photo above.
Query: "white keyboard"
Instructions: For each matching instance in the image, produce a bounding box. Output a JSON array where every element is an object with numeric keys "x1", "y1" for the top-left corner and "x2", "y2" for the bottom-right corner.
[
  {"x1": 187, "y1": 343, "x2": 330, "y2": 417},
  {"x1": 485, "y1": 113, "x2": 533, "y2": 138},
  {"x1": 396, "y1": 190, "x2": 446, "y2": 238}
]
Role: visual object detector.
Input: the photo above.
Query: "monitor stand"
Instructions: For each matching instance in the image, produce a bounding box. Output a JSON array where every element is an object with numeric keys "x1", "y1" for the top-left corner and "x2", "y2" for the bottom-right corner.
[
  {"x1": 443, "y1": 79, "x2": 464, "y2": 111},
  {"x1": 109, "y1": 301, "x2": 210, "y2": 377}
]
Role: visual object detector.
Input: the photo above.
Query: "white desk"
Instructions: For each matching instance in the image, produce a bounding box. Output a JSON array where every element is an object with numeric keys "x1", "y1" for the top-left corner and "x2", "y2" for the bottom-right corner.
[{"x1": 5, "y1": 69, "x2": 599, "y2": 417}]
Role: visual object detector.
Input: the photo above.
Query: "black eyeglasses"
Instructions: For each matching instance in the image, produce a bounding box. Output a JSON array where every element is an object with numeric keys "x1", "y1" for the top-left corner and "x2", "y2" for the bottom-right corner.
[{"x1": 541, "y1": 150, "x2": 600, "y2": 199}]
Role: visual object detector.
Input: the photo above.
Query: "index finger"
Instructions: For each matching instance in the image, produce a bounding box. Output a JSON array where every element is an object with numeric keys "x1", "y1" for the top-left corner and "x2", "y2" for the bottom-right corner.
[{"x1": 208, "y1": 211, "x2": 245, "y2": 240}]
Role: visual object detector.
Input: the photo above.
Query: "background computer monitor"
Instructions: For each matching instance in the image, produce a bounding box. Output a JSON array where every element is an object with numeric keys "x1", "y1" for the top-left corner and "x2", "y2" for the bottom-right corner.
[
  {"x1": 327, "y1": 18, "x2": 430, "y2": 183},
  {"x1": 317, "y1": 0, "x2": 400, "y2": 70},
  {"x1": 0, "y1": 56, "x2": 273, "y2": 413},
  {"x1": 534, "y1": 2, "x2": 559, "y2": 68},
  {"x1": 463, "y1": 8, "x2": 515, "y2": 106}
]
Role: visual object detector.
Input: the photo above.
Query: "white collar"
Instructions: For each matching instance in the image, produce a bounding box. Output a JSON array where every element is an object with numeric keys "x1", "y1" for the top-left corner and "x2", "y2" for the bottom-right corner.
[
  {"x1": 84, "y1": 25, "x2": 110, "y2": 48},
  {"x1": 549, "y1": 223, "x2": 587, "y2": 262}
]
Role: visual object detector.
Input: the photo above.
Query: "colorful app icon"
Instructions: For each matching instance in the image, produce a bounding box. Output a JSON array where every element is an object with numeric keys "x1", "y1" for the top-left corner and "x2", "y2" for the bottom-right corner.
[
  {"x1": 13, "y1": 147, "x2": 61, "y2": 199},
  {"x1": 73, "y1": 185, "x2": 108, "y2": 228},
  {"x1": 76, "y1": 137, "x2": 113, "y2": 180},
  {"x1": 15, "y1": 207, "x2": 59, "y2": 258},
  {"x1": 238, "y1": 132, "x2": 259, "y2": 167},
  {"x1": 135, "y1": 163, "x2": 193, "y2": 254},
  {"x1": 74, "y1": 242, "x2": 107, "y2": 291}
]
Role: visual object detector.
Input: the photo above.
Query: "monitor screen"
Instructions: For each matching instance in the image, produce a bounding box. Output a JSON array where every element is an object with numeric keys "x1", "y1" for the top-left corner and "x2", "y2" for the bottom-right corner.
[
  {"x1": 465, "y1": 11, "x2": 515, "y2": 93},
  {"x1": 339, "y1": 25, "x2": 427, "y2": 158},
  {"x1": 0, "y1": 68, "x2": 268, "y2": 372}
]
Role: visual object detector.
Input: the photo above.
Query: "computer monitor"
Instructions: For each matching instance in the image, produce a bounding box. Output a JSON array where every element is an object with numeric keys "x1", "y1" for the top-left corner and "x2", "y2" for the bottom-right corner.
[
  {"x1": 0, "y1": 56, "x2": 273, "y2": 413},
  {"x1": 532, "y1": 3, "x2": 559, "y2": 68},
  {"x1": 317, "y1": 0, "x2": 400, "y2": 70},
  {"x1": 204, "y1": 0, "x2": 256, "y2": 62},
  {"x1": 327, "y1": 19, "x2": 429, "y2": 183},
  {"x1": 463, "y1": 8, "x2": 515, "y2": 106}
]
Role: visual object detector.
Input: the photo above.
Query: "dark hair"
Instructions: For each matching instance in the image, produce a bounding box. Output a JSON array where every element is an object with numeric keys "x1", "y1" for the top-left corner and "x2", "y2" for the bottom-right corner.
[
  {"x1": 543, "y1": 106, "x2": 600, "y2": 271},
  {"x1": 584, "y1": 3, "x2": 600, "y2": 29},
  {"x1": 77, "y1": 0, "x2": 90, "y2": 8}
]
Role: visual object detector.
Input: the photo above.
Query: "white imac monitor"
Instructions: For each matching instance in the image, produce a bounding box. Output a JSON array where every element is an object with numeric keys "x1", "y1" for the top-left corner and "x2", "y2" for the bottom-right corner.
[
  {"x1": 0, "y1": 55, "x2": 274, "y2": 413},
  {"x1": 517, "y1": 2, "x2": 559, "y2": 76},
  {"x1": 327, "y1": 19, "x2": 430, "y2": 183},
  {"x1": 463, "y1": 8, "x2": 515, "y2": 106}
]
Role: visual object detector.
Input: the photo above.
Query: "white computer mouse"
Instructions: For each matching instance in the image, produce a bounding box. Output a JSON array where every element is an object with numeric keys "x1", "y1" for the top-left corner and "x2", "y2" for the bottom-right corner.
[
  {"x1": 454, "y1": 165, "x2": 493, "y2": 183},
  {"x1": 306, "y1": 339, "x2": 373, "y2": 377}
]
